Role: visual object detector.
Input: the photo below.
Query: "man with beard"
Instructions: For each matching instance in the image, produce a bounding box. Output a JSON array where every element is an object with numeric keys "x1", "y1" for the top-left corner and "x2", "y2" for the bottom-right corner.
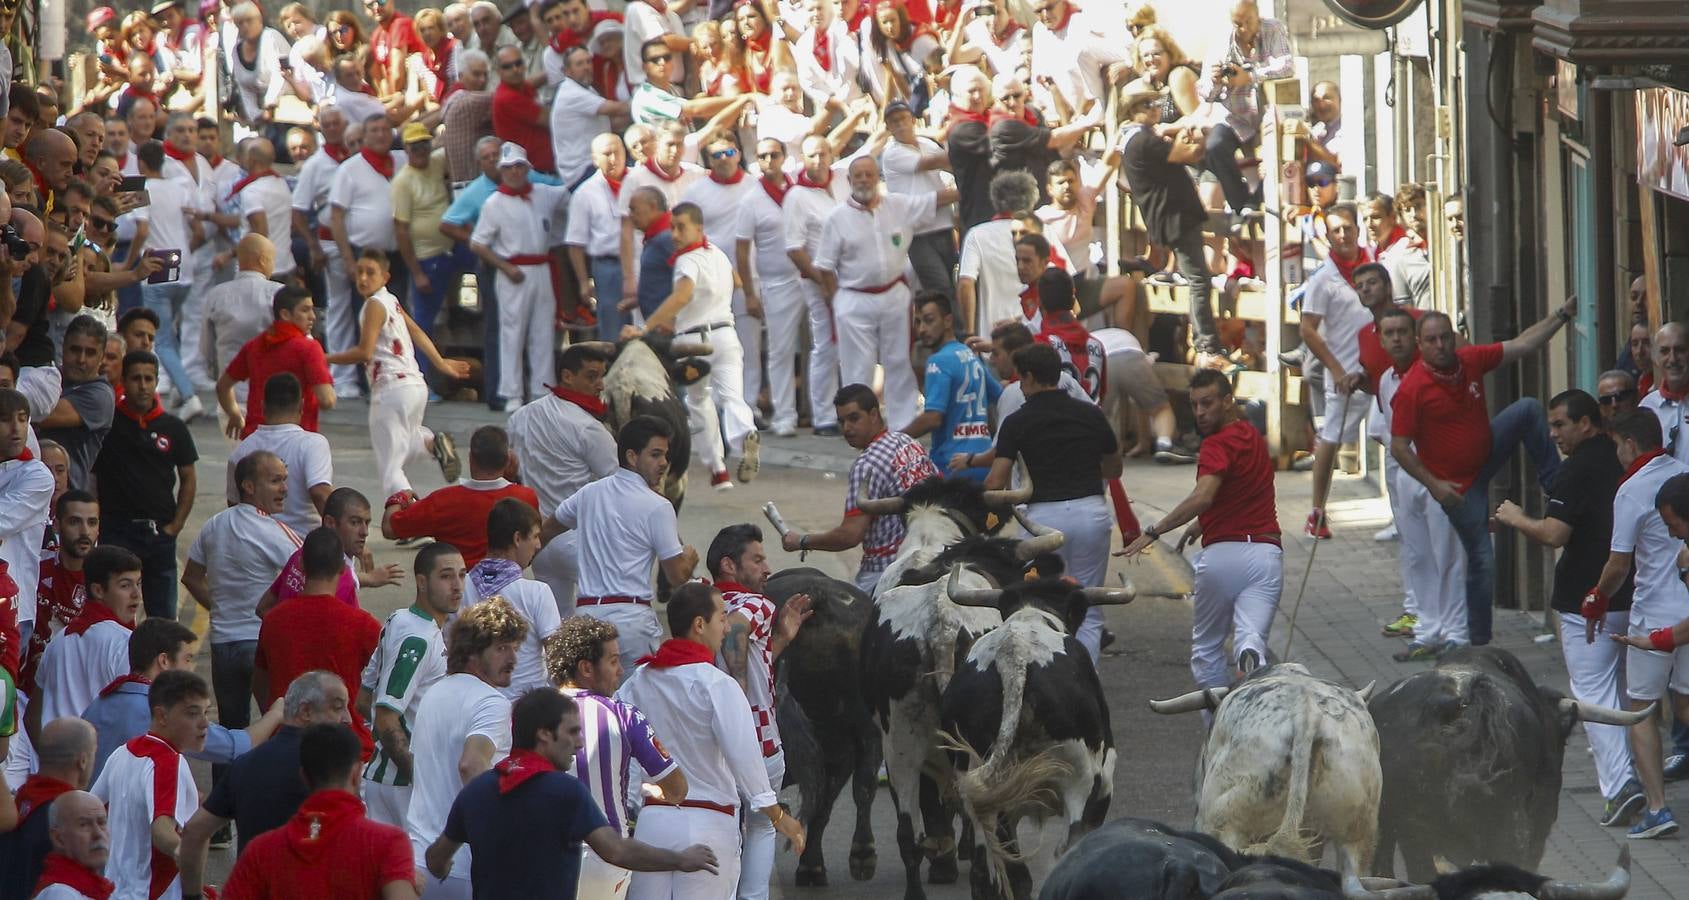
[
  {"x1": 904, "y1": 292, "x2": 999, "y2": 479},
  {"x1": 21, "y1": 492, "x2": 98, "y2": 698},
  {"x1": 0, "y1": 719, "x2": 97, "y2": 896},
  {"x1": 37, "y1": 319, "x2": 115, "y2": 491}
]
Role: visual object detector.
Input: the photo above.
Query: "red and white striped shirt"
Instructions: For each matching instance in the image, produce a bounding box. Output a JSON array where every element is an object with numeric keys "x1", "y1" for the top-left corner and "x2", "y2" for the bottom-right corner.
[{"x1": 720, "y1": 584, "x2": 779, "y2": 757}]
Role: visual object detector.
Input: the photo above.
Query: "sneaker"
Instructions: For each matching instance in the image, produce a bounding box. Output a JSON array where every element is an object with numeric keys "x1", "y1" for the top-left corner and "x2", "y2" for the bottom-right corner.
[
  {"x1": 772, "y1": 423, "x2": 798, "y2": 438},
  {"x1": 1392, "y1": 642, "x2": 1438, "y2": 663},
  {"x1": 1374, "y1": 523, "x2": 1399, "y2": 542},
  {"x1": 711, "y1": 471, "x2": 734, "y2": 491},
  {"x1": 210, "y1": 823, "x2": 234, "y2": 850},
  {"x1": 1290, "y1": 452, "x2": 1315, "y2": 472},
  {"x1": 174, "y1": 395, "x2": 205, "y2": 423},
  {"x1": 1438, "y1": 641, "x2": 1462, "y2": 656},
  {"x1": 812, "y1": 424, "x2": 841, "y2": 437},
  {"x1": 1602, "y1": 781, "x2": 1647, "y2": 827},
  {"x1": 1665, "y1": 753, "x2": 1689, "y2": 781},
  {"x1": 1382, "y1": 614, "x2": 1418, "y2": 638},
  {"x1": 1154, "y1": 444, "x2": 1197, "y2": 465},
  {"x1": 737, "y1": 431, "x2": 761, "y2": 483},
  {"x1": 1304, "y1": 510, "x2": 1333, "y2": 540},
  {"x1": 432, "y1": 431, "x2": 461, "y2": 482},
  {"x1": 1277, "y1": 347, "x2": 1306, "y2": 370},
  {"x1": 1628, "y1": 807, "x2": 1679, "y2": 840}
]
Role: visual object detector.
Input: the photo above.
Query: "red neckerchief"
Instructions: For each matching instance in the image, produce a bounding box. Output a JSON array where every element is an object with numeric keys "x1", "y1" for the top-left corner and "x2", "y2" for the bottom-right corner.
[
  {"x1": 1329, "y1": 246, "x2": 1374, "y2": 289},
  {"x1": 21, "y1": 158, "x2": 51, "y2": 202},
  {"x1": 935, "y1": 0, "x2": 961, "y2": 32},
  {"x1": 497, "y1": 181, "x2": 534, "y2": 199},
  {"x1": 1050, "y1": 1, "x2": 1078, "y2": 32},
  {"x1": 947, "y1": 105, "x2": 989, "y2": 128},
  {"x1": 494, "y1": 748, "x2": 555, "y2": 794},
  {"x1": 32, "y1": 853, "x2": 114, "y2": 900},
  {"x1": 162, "y1": 141, "x2": 195, "y2": 164},
  {"x1": 591, "y1": 53, "x2": 624, "y2": 98},
  {"x1": 1621, "y1": 449, "x2": 1666, "y2": 485},
  {"x1": 604, "y1": 172, "x2": 624, "y2": 197},
  {"x1": 1423, "y1": 355, "x2": 1467, "y2": 393},
  {"x1": 1040, "y1": 313, "x2": 1090, "y2": 362},
  {"x1": 261, "y1": 319, "x2": 306, "y2": 348},
  {"x1": 426, "y1": 37, "x2": 458, "y2": 99},
  {"x1": 207, "y1": 153, "x2": 225, "y2": 168},
  {"x1": 14, "y1": 775, "x2": 76, "y2": 824},
  {"x1": 637, "y1": 638, "x2": 716, "y2": 668},
  {"x1": 796, "y1": 169, "x2": 831, "y2": 190},
  {"x1": 1377, "y1": 225, "x2": 1409, "y2": 255},
  {"x1": 892, "y1": 23, "x2": 937, "y2": 53},
  {"x1": 813, "y1": 25, "x2": 833, "y2": 71},
  {"x1": 100, "y1": 673, "x2": 151, "y2": 697},
  {"x1": 281, "y1": 790, "x2": 368, "y2": 862},
  {"x1": 641, "y1": 211, "x2": 672, "y2": 242},
  {"x1": 714, "y1": 580, "x2": 749, "y2": 596},
  {"x1": 126, "y1": 87, "x2": 161, "y2": 110},
  {"x1": 115, "y1": 396, "x2": 165, "y2": 428},
  {"x1": 644, "y1": 158, "x2": 684, "y2": 182},
  {"x1": 668, "y1": 238, "x2": 710, "y2": 265},
  {"x1": 710, "y1": 168, "x2": 745, "y2": 186},
  {"x1": 549, "y1": 384, "x2": 606, "y2": 419},
  {"x1": 993, "y1": 18, "x2": 1024, "y2": 46},
  {"x1": 1655, "y1": 377, "x2": 1686, "y2": 403},
  {"x1": 65, "y1": 599, "x2": 134, "y2": 636},
  {"x1": 1640, "y1": 371, "x2": 1656, "y2": 396},
  {"x1": 225, "y1": 168, "x2": 279, "y2": 201},
  {"x1": 361, "y1": 147, "x2": 396, "y2": 179},
  {"x1": 760, "y1": 174, "x2": 791, "y2": 206},
  {"x1": 323, "y1": 142, "x2": 352, "y2": 163}
]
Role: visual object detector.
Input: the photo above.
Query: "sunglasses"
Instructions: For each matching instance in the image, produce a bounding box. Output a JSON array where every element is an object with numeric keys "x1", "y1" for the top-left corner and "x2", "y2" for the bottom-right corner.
[
  {"x1": 1598, "y1": 390, "x2": 1638, "y2": 406},
  {"x1": 709, "y1": 147, "x2": 738, "y2": 160},
  {"x1": 332, "y1": 24, "x2": 351, "y2": 34},
  {"x1": 90, "y1": 217, "x2": 115, "y2": 230},
  {"x1": 499, "y1": 59, "x2": 525, "y2": 69},
  {"x1": 1001, "y1": 92, "x2": 1025, "y2": 101},
  {"x1": 756, "y1": 150, "x2": 783, "y2": 159},
  {"x1": 645, "y1": 53, "x2": 672, "y2": 64},
  {"x1": 1306, "y1": 176, "x2": 1333, "y2": 188}
]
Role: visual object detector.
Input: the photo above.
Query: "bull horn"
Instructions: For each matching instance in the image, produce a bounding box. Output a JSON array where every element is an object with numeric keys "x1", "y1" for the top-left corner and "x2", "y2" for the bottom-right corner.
[
  {"x1": 981, "y1": 460, "x2": 1034, "y2": 507},
  {"x1": 1537, "y1": 847, "x2": 1630, "y2": 900},
  {"x1": 669, "y1": 340, "x2": 714, "y2": 357},
  {"x1": 1356, "y1": 681, "x2": 1377, "y2": 702},
  {"x1": 1560, "y1": 698, "x2": 1658, "y2": 727},
  {"x1": 1148, "y1": 686, "x2": 1229, "y2": 714},
  {"x1": 855, "y1": 484, "x2": 906, "y2": 516},
  {"x1": 1015, "y1": 528, "x2": 1065, "y2": 561},
  {"x1": 1078, "y1": 585, "x2": 1134, "y2": 606},
  {"x1": 946, "y1": 564, "x2": 1000, "y2": 608},
  {"x1": 1342, "y1": 875, "x2": 1434, "y2": 900}
]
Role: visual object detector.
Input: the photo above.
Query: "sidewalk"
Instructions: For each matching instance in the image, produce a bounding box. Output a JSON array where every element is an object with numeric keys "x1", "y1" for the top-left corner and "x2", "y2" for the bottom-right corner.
[{"x1": 363, "y1": 399, "x2": 1685, "y2": 893}]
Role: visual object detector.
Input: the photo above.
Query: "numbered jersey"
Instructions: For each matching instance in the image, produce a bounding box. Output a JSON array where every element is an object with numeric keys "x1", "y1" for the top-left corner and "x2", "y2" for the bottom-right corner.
[
  {"x1": 361, "y1": 605, "x2": 447, "y2": 787},
  {"x1": 1039, "y1": 317, "x2": 1106, "y2": 402},
  {"x1": 923, "y1": 340, "x2": 1002, "y2": 478}
]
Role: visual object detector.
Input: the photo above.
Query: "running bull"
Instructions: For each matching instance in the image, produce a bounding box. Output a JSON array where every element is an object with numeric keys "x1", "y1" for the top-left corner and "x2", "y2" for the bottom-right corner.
[
  {"x1": 1150, "y1": 664, "x2": 1381, "y2": 880},
  {"x1": 584, "y1": 335, "x2": 712, "y2": 508},
  {"x1": 1368, "y1": 646, "x2": 1655, "y2": 881}
]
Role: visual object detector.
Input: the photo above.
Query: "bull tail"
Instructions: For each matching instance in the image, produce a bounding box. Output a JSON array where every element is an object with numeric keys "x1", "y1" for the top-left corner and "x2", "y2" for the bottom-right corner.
[
  {"x1": 937, "y1": 729, "x2": 1070, "y2": 892},
  {"x1": 1252, "y1": 700, "x2": 1319, "y2": 862}
]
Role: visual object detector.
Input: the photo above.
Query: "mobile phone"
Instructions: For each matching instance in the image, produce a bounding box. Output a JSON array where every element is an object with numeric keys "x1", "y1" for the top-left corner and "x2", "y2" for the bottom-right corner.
[
  {"x1": 144, "y1": 249, "x2": 181, "y2": 284},
  {"x1": 119, "y1": 174, "x2": 147, "y2": 193},
  {"x1": 280, "y1": 58, "x2": 293, "y2": 72}
]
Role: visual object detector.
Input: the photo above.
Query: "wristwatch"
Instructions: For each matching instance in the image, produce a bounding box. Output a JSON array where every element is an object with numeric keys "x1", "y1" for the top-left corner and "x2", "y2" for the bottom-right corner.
[{"x1": 1142, "y1": 524, "x2": 1161, "y2": 541}]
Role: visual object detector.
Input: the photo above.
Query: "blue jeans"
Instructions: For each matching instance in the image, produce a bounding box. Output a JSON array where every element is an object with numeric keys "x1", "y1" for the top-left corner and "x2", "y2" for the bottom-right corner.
[
  {"x1": 479, "y1": 260, "x2": 505, "y2": 409},
  {"x1": 411, "y1": 252, "x2": 459, "y2": 384},
  {"x1": 210, "y1": 639, "x2": 257, "y2": 791},
  {"x1": 591, "y1": 255, "x2": 625, "y2": 342},
  {"x1": 140, "y1": 281, "x2": 194, "y2": 397},
  {"x1": 1442, "y1": 398, "x2": 1562, "y2": 646}
]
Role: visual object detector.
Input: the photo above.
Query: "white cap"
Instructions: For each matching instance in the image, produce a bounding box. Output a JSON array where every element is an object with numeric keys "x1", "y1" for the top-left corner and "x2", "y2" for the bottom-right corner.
[{"x1": 498, "y1": 142, "x2": 531, "y2": 169}]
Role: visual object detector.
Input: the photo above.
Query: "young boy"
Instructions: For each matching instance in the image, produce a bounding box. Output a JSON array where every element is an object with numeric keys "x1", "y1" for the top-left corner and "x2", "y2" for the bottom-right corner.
[
  {"x1": 461, "y1": 498, "x2": 560, "y2": 698},
  {"x1": 325, "y1": 250, "x2": 468, "y2": 501}
]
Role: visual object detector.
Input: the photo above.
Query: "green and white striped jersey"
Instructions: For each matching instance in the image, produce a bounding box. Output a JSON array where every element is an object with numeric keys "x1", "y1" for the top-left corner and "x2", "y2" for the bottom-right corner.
[{"x1": 361, "y1": 604, "x2": 446, "y2": 787}]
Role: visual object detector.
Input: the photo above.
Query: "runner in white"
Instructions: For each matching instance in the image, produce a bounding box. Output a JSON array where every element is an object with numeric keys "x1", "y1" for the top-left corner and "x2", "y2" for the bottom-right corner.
[
  {"x1": 680, "y1": 132, "x2": 762, "y2": 432},
  {"x1": 735, "y1": 139, "x2": 805, "y2": 437},
  {"x1": 462, "y1": 499, "x2": 562, "y2": 697},
  {"x1": 287, "y1": 107, "x2": 358, "y2": 394},
  {"x1": 327, "y1": 114, "x2": 406, "y2": 391},
  {"x1": 781, "y1": 136, "x2": 849, "y2": 435}
]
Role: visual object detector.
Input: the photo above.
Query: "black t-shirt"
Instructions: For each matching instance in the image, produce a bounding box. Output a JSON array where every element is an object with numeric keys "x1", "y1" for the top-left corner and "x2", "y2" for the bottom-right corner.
[
  {"x1": 0, "y1": 797, "x2": 52, "y2": 900},
  {"x1": 11, "y1": 266, "x2": 54, "y2": 367},
  {"x1": 947, "y1": 119, "x2": 994, "y2": 234},
  {"x1": 204, "y1": 725, "x2": 310, "y2": 854},
  {"x1": 443, "y1": 769, "x2": 609, "y2": 899},
  {"x1": 92, "y1": 402, "x2": 199, "y2": 523},
  {"x1": 1118, "y1": 124, "x2": 1207, "y2": 246},
  {"x1": 1545, "y1": 433, "x2": 1634, "y2": 614},
  {"x1": 988, "y1": 117, "x2": 1056, "y2": 208},
  {"x1": 995, "y1": 389, "x2": 1118, "y2": 503}
]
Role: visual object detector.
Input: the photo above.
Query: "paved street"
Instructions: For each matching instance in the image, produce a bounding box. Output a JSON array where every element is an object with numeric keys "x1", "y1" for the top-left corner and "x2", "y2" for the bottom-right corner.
[{"x1": 176, "y1": 399, "x2": 1687, "y2": 897}]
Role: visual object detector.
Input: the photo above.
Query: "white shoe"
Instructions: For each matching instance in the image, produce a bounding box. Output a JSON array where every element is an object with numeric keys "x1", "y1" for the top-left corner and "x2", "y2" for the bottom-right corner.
[
  {"x1": 1374, "y1": 523, "x2": 1399, "y2": 542},
  {"x1": 772, "y1": 423, "x2": 798, "y2": 438},
  {"x1": 174, "y1": 395, "x2": 205, "y2": 422}
]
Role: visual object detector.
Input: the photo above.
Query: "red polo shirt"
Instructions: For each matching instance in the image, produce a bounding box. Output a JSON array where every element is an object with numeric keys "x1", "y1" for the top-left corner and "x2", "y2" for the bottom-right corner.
[
  {"x1": 225, "y1": 324, "x2": 334, "y2": 437},
  {"x1": 221, "y1": 790, "x2": 413, "y2": 900},
  {"x1": 254, "y1": 594, "x2": 382, "y2": 757},
  {"x1": 1390, "y1": 343, "x2": 1505, "y2": 491},
  {"x1": 492, "y1": 81, "x2": 555, "y2": 173},
  {"x1": 387, "y1": 480, "x2": 540, "y2": 568},
  {"x1": 370, "y1": 13, "x2": 426, "y2": 69},
  {"x1": 1196, "y1": 419, "x2": 1279, "y2": 545}
]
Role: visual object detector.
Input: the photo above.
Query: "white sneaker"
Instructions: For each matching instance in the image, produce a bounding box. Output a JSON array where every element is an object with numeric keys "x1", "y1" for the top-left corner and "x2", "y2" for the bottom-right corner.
[
  {"x1": 1374, "y1": 523, "x2": 1399, "y2": 542},
  {"x1": 175, "y1": 395, "x2": 205, "y2": 422}
]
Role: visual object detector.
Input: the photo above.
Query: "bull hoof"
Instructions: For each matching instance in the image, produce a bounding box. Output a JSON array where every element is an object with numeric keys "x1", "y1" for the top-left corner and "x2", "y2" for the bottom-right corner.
[
  {"x1": 794, "y1": 865, "x2": 828, "y2": 887},
  {"x1": 849, "y1": 845, "x2": 877, "y2": 881},
  {"x1": 928, "y1": 853, "x2": 959, "y2": 884}
]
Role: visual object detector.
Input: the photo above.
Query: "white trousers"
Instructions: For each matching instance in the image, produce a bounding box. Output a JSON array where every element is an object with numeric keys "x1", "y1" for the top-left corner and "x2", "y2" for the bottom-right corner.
[
  {"x1": 1382, "y1": 453, "x2": 1420, "y2": 619},
  {"x1": 369, "y1": 380, "x2": 433, "y2": 498},
  {"x1": 1191, "y1": 541, "x2": 1282, "y2": 689},
  {"x1": 835, "y1": 284, "x2": 916, "y2": 431},
  {"x1": 415, "y1": 840, "x2": 473, "y2": 900},
  {"x1": 580, "y1": 603, "x2": 665, "y2": 676},
  {"x1": 733, "y1": 288, "x2": 764, "y2": 416},
  {"x1": 1558, "y1": 610, "x2": 1636, "y2": 799},
  {"x1": 579, "y1": 845, "x2": 633, "y2": 899},
  {"x1": 181, "y1": 244, "x2": 219, "y2": 389},
  {"x1": 361, "y1": 780, "x2": 411, "y2": 828},
  {"x1": 498, "y1": 263, "x2": 557, "y2": 405},
  {"x1": 799, "y1": 281, "x2": 839, "y2": 429},
  {"x1": 762, "y1": 279, "x2": 805, "y2": 431},
  {"x1": 686, "y1": 326, "x2": 754, "y2": 476},
  {"x1": 1392, "y1": 466, "x2": 1468, "y2": 646},
  {"x1": 736, "y1": 749, "x2": 785, "y2": 900},
  {"x1": 628, "y1": 806, "x2": 742, "y2": 900},
  {"x1": 1026, "y1": 496, "x2": 1113, "y2": 662},
  {"x1": 854, "y1": 567, "x2": 882, "y2": 597},
  {"x1": 533, "y1": 531, "x2": 581, "y2": 617},
  {"x1": 323, "y1": 244, "x2": 361, "y2": 391}
]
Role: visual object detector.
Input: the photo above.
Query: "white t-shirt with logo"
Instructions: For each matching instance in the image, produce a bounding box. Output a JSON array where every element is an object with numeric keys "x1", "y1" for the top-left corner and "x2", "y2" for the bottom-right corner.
[
  {"x1": 406, "y1": 672, "x2": 512, "y2": 871},
  {"x1": 186, "y1": 504, "x2": 303, "y2": 643}
]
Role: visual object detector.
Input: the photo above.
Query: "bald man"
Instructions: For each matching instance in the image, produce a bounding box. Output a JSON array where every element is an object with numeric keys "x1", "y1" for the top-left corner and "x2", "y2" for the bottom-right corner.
[
  {"x1": 6, "y1": 207, "x2": 57, "y2": 368},
  {"x1": 62, "y1": 113, "x2": 104, "y2": 170},
  {"x1": 21, "y1": 130, "x2": 74, "y2": 211},
  {"x1": 32, "y1": 790, "x2": 110, "y2": 899},
  {"x1": 200, "y1": 234, "x2": 284, "y2": 388},
  {"x1": 232, "y1": 138, "x2": 297, "y2": 282},
  {"x1": 1643, "y1": 323, "x2": 1689, "y2": 465},
  {"x1": 0, "y1": 718, "x2": 98, "y2": 892}
]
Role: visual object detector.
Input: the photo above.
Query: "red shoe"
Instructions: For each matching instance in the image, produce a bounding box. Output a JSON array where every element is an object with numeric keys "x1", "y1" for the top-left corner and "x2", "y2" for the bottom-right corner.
[
  {"x1": 711, "y1": 471, "x2": 734, "y2": 491},
  {"x1": 1304, "y1": 510, "x2": 1332, "y2": 539}
]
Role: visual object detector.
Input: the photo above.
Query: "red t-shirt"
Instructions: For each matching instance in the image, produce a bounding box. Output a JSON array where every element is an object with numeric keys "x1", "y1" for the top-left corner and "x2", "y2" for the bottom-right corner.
[
  {"x1": 370, "y1": 13, "x2": 426, "y2": 68},
  {"x1": 492, "y1": 82, "x2": 555, "y2": 174},
  {"x1": 226, "y1": 329, "x2": 334, "y2": 437},
  {"x1": 221, "y1": 790, "x2": 413, "y2": 900},
  {"x1": 1355, "y1": 308, "x2": 1424, "y2": 394},
  {"x1": 255, "y1": 595, "x2": 382, "y2": 757},
  {"x1": 1390, "y1": 343, "x2": 1504, "y2": 491},
  {"x1": 1196, "y1": 419, "x2": 1279, "y2": 545},
  {"x1": 387, "y1": 482, "x2": 540, "y2": 569},
  {"x1": 22, "y1": 560, "x2": 85, "y2": 694}
]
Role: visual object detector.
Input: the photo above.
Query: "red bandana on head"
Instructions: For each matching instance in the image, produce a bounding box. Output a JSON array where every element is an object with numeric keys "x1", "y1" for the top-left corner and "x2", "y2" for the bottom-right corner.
[
  {"x1": 361, "y1": 148, "x2": 396, "y2": 179},
  {"x1": 636, "y1": 638, "x2": 716, "y2": 668},
  {"x1": 494, "y1": 748, "x2": 556, "y2": 794}
]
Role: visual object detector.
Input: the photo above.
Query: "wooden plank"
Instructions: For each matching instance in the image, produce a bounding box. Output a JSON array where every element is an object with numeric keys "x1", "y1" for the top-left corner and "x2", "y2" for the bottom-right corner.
[
  {"x1": 1143, "y1": 283, "x2": 1297, "y2": 325},
  {"x1": 1151, "y1": 361, "x2": 1302, "y2": 403}
]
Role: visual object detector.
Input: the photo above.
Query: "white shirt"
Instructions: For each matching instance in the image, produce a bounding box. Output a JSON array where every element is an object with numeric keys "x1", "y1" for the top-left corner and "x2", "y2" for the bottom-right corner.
[
  {"x1": 564, "y1": 172, "x2": 624, "y2": 258},
  {"x1": 554, "y1": 468, "x2": 683, "y2": 599},
  {"x1": 407, "y1": 672, "x2": 511, "y2": 871},
  {"x1": 550, "y1": 77, "x2": 612, "y2": 184},
  {"x1": 292, "y1": 147, "x2": 344, "y2": 229},
  {"x1": 91, "y1": 734, "x2": 198, "y2": 900},
  {"x1": 1300, "y1": 263, "x2": 1373, "y2": 375},
  {"x1": 782, "y1": 177, "x2": 845, "y2": 258},
  {"x1": 881, "y1": 137, "x2": 953, "y2": 235},
  {"x1": 36, "y1": 614, "x2": 130, "y2": 727},
  {"x1": 363, "y1": 289, "x2": 424, "y2": 392},
  {"x1": 735, "y1": 181, "x2": 799, "y2": 285},
  {"x1": 507, "y1": 393, "x2": 618, "y2": 514},
  {"x1": 226, "y1": 424, "x2": 334, "y2": 536},
  {"x1": 327, "y1": 151, "x2": 405, "y2": 250},
  {"x1": 361, "y1": 605, "x2": 447, "y2": 787},
  {"x1": 326, "y1": 90, "x2": 388, "y2": 127},
  {"x1": 957, "y1": 219, "x2": 1023, "y2": 334},
  {"x1": 36, "y1": 886, "x2": 103, "y2": 899},
  {"x1": 186, "y1": 504, "x2": 303, "y2": 643},
  {"x1": 680, "y1": 176, "x2": 758, "y2": 251},
  {"x1": 962, "y1": 17, "x2": 1029, "y2": 79},
  {"x1": 471, "y1": 184, "x2": 571, "y2": 258},
  {"x1": 200, "y1": 271, "x2": 282, "y2": 381},
  {"x1": 236, "y1": 175, "x2": 297, "y2": 274},
  {"x1": 816, "y1": 193, "x2": 936, "y2": 290},
  {"x1": 0, "y1": 455, "x2": 51, "y2": 625},
  {"x1": 671, "y1": 243, "x2": 735, "y2": 334},
  {"x1": 462, "y1": 573, "x2": 561, "y2": 698},
  {"x1": 616, "y1": 161, "x2": 704, "y2": 219},
  {"x1": 754, "y1": 99, "x2": 814, "y2": 167},
  {"x1": 1611, "y1": 453, "x2": 1689, "y2": 629},
  {"x1": 1641, "y1": 390, "x2": 1689, "y2": 464},
  {"x1": 616, "y1": 660, "x2": 777, "y2": 811},
  {"x1": 1030, "y1": 9, "x2": 1129, "y2": 121},
  {"x1": 133, "y1": 176, "x2": 198, "y2": 287},
  {"x1": 794, "y1": 20, "x2": 861, "y2": 111},
  {"x1": 623, "y1": 0, "x2": 685, "y2": 87}
]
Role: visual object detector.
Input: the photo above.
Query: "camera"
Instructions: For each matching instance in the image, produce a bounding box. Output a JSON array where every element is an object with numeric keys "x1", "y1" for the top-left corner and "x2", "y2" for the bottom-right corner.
[
  {"x1": 1222, "y1": 65, "x2": 1240, "y2": 77},
  {"x1": 0, "y1": 223, "x2": 28, "y2": 260}
]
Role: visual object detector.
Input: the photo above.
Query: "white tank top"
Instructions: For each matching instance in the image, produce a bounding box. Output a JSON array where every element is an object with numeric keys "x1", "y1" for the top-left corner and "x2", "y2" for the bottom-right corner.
[{"x1": 365, "y1": 289, "x2": 422, "y2": 391}]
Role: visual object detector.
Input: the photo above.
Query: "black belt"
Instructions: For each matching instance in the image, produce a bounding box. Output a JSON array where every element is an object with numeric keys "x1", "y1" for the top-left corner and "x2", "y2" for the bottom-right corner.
[
  {"x1": 680, "y1": 321, "x2": 733, "y2": 337},
  {"x1": 589, "y1": 253, "x2": 618, "y2": 262}
]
